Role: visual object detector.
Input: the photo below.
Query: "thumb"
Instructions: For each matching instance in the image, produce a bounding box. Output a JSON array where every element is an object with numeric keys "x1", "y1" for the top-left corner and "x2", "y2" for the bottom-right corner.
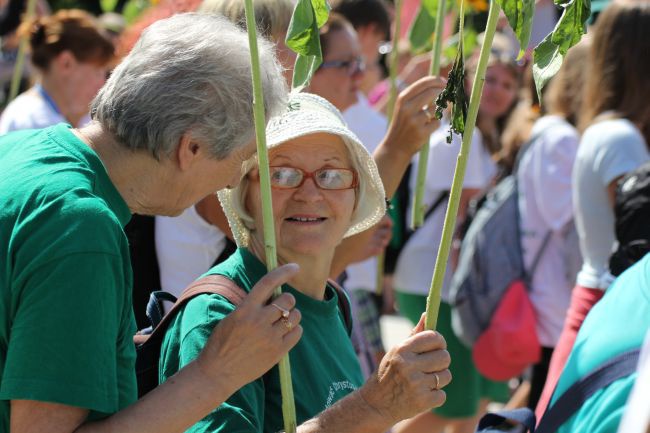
[
  {"x1": 410, "y1": 313, "x2": 426, "y2": 336},
  {"x1": 246, "y1": 263, "x2": 300, "y2": 305}
]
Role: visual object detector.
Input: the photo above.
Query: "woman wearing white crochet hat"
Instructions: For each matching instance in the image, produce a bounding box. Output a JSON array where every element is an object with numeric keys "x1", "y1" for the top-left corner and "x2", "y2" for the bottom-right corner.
[{"x1": 159, "y1": 92, "x2": 451, "y2": 433}]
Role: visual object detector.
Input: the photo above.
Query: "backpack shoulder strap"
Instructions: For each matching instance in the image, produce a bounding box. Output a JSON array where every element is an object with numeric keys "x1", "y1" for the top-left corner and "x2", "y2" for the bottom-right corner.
[
  {"x1": 475, "y1": 348, "x2": 641, "y2": 433},
  {"x1": 536, "y1": 348, "x2": 641, "y2": 433},
  {"x1": 135, "y1": 275, "x2": 246, "y2": 345},
  {"x1": 327, "y1": 278, "x2": 353, "y2": 335}
]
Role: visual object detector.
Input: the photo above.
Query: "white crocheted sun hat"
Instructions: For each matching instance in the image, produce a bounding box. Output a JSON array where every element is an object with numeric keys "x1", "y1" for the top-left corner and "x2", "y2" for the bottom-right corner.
[{"x1": 218, "y1": 92, "x2": 386, "y2": 248}]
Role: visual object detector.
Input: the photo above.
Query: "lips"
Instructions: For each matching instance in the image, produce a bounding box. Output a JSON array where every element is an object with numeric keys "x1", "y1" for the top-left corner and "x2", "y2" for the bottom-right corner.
[{"x1": 285, "y1": 215, "x2": 327, "y2": 223}]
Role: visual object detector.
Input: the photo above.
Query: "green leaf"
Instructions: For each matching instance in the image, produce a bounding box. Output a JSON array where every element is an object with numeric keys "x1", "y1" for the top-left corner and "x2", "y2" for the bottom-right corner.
[
  {"x1": 532, "y1": 0, "x2": 590, "y2": 99},
  {"x1": 496, "y1": 0, "x2": 535, "y2": 59},
  {"x1": 101, "y1": 0, "x2": 118, "y2": 12},
  {"x1": 408, "y1": 5, "x2": 437, "y2": 52},
  {"x1": 286, "y1": 0, "x2": 330, "y2": 90}
]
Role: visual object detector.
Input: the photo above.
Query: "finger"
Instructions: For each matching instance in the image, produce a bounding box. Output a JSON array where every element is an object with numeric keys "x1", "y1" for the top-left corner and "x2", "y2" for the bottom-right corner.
[
  {"x1": 272, "y1": 308, "x2": 302, "y2": 335},
  {"x1": 430, "y1": 389, "x2": 447, "y2": 408},
  {"x1": 426, "y1": 369, "x2": 452, "y2": 390},
  {"x1": 415, "y1": 349, "x2": 451, "y2": 373},
  {"x1": 265, "y1": 293, "x2": 297, "y2": 322},
  {"x1": 246, "y1": 263, "x2": 300, "y2": 305},
  {"x1": 410, "y1": 313, "x2": 426, "y2": 336},
  {"x1": 405, "y1": 329, "x2": 447, "y2": 353},
  {"x1": 401, "y1": 76, "x2": 447, "y2": 98},
  {"x1": 281, "y1": 324, "x2": 303, "y2": 351}
]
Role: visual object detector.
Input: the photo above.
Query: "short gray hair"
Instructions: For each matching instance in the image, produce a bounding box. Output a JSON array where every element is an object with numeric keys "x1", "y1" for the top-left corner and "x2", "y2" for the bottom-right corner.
[{"x1": 91, "y1": 13, "x2": 287, "y2": 160}]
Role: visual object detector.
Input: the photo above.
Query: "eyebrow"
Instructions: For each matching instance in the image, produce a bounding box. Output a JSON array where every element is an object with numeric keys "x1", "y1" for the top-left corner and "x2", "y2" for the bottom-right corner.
[{"x1": 271, "y1": 154, "x2": 345, "y2": 164}]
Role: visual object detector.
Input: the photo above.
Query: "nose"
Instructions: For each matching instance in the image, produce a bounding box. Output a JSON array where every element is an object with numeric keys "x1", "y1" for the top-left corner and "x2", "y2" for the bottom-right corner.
[{"x1": 292, "y1": 177, "x2": 324, "y2": 203}]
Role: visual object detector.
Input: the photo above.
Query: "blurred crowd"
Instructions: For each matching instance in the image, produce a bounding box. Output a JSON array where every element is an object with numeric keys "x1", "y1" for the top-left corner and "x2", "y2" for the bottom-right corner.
[{"x1": 0, "y1": 0, "x2": 649, "y2": 432}]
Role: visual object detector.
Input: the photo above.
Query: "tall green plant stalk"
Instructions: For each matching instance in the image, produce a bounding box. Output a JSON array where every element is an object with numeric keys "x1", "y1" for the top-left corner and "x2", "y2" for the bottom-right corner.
[
  {"x1": 410, "y1": 0, "x2": 447, "y2": 230},
  {"x1": 243, "y1": 1, "x2": 297, "y2": 431},
  {"x1": 8, "y1": 0, "x2": 38, "y2": 103},
  {"x1": 424, "y1": 0, "x2": 500, "y2": 330}
]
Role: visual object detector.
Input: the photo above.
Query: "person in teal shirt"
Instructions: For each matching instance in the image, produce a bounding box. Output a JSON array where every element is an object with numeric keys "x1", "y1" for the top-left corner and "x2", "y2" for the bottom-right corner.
[
  {"x1": 551, "y1": 252, "x2": 650, "y2": 433},
  {"x1": 160, "y1": 92, "x2": 453, "y2": 433},
  {"x1": 0, "y1": 13, "x2": 302, "y2": 433}
]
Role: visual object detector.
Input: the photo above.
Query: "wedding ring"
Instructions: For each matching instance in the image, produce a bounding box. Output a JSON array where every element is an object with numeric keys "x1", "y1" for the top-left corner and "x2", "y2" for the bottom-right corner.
[
  {"x1": 422, "y1": 104, "x2": 434, "y2": 123},
  {"x1": 271, "y1": 303, "x2": 290, "y2": 319},
  {"x1": 432, "y1": 372, "x2": 440, "y2": 391}
]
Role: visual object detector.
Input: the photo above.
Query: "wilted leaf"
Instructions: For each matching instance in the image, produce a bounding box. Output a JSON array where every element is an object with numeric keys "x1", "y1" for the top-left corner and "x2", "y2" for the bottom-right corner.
[
  {"x1": 286, "y1": 0, "x2": 330, "y2": 90},
  {"x1": 435, "y1": 46, "x2": 468, "y2": 143}
]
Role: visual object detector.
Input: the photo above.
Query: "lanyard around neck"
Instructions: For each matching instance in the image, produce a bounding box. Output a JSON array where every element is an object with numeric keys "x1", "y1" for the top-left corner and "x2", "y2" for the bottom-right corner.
[{"x1": 35, "y1": 84, "x2": 62, "y2": 116}]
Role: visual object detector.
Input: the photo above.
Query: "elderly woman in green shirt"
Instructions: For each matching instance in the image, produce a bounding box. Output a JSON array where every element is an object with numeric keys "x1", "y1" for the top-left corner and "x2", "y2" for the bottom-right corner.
[{"x1": 160, "y1": 92, "x2": 452, "y2": 433}]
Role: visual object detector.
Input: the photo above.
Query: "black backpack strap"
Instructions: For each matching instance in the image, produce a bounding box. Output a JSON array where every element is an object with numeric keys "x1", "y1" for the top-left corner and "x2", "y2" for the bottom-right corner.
[
  {"x1": 536, "y1": 348, "x2": 640, "y2": 433},
  {"x1": 327, "y1": 278, "x2": 353, "y2": 336},
  {"x1": 402, "y1": 190, "x2": 449, "y2": 245},
  {"x1": 134, "y1": 275, "x2": 246, "y2": 345},
  {"x1": 474, "y1": 348, "x2": 640, "y2": 433}
]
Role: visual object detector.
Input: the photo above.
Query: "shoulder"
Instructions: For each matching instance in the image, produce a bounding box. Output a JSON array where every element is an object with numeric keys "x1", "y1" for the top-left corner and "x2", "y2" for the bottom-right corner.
[
  {"x1": 0, "y1": 91, "x2": 60, "y2": 133},
  {"x1": 581, "y1": 119, "x2": 646, "y2": 154}
]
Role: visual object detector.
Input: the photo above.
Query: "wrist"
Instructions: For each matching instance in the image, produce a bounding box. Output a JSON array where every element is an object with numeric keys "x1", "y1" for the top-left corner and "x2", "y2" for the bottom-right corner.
[
  {"x1": 191, "y1": 357, "x2": 238, "y2": 401},
  {"x1": 357, "y1": 378, "x2": 396, "y2": 428}
]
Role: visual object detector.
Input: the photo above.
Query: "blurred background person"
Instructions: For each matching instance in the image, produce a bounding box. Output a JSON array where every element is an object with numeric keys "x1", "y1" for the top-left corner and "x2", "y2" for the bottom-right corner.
[
  {"x1": 0, "y1": 9, "x2": 113, "y2": 133},
  {"x1": 536, "y1": 0, "x2": 650, "y2": 417}
]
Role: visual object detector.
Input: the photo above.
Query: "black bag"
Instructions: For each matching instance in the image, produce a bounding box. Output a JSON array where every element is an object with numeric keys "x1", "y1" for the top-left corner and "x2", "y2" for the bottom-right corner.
[
  {"x1": 133, "y1": 275, "x2": 353, "y2": 397},
  {"x1": 609, "y1": 161, "x2": 650, "y2": 277},
  {"x1": 384, "y1": 163, "x2": 449, "y2": 273}
]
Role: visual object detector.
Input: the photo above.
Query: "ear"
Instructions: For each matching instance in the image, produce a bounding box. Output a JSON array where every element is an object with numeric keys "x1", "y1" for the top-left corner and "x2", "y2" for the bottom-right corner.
[
  {"x1": 54, "y1": 50, "x2": 76, "y2": 74},
  {"x1": 176, "y1": 131, "x2": 200, "y2": 171}
]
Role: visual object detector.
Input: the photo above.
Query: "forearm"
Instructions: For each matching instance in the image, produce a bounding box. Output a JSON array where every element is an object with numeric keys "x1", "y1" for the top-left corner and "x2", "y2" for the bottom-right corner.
[
  {"x1": 373, "y1": 141, "x2": 413, "y2": 198},
  {"x1": 298, "y1": 388, "x2": 392, "y2": 433},
  {"x1": 78, "y1": 361, "x2": 235, "y2": 433},
  {"x1": 330, "y1": 230, "x2": 376, "y2": 278}
]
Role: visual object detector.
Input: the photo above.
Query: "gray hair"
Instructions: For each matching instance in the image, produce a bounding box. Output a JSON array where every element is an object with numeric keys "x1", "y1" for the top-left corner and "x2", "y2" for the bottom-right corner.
[{"x1": 91, "y1": 13, "x2": 287, "y2": 160}]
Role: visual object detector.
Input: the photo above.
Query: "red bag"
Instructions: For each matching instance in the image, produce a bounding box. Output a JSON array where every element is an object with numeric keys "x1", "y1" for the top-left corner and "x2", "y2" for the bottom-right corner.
[{"x1": 472, "y1": 280, "x2": 541, "y2": 381}]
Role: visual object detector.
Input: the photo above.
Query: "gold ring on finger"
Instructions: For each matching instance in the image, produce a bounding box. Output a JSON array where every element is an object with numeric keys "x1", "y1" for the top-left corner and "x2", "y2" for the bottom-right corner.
[
  {"x1": 282, "y1": 317, "x2": 293, "y2": 331},
  {"x1": 271, "y1": 303, "x2": 290, "y2": 319},
  {"x1": 422, "y1": 105, "x2": 434, "y2": 123},
  {"x1": 431, "y1": 372, "x2": 440, "y2": 391}
]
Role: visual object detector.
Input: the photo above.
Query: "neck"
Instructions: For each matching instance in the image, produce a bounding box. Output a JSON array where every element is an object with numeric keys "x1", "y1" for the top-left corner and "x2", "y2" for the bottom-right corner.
[
  {"x1": 248, "y1": 236, "x2": 332, "y2": 300},
  {"x1": 40, "y1": 75, "x2": 84, "y2": 126},
  {"x1": 74, "y1": 122, "x2": 176, "y2": 215}
]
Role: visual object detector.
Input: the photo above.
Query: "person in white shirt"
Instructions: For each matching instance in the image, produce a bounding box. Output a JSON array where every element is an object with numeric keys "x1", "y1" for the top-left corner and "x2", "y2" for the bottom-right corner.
[
  {"x1": 393, "y1": 43, "x2": 520, "y2": 433},
  {"x1": 0, "y1": 9, "x2": 113, "y2": 134},
  {"x1": 517, "y1": 39, "x2": 589, "y2": 411}
]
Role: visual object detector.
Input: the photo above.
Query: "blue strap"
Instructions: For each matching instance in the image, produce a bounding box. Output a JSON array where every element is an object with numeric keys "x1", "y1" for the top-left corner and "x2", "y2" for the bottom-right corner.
[
  {"x1": 35, "y1": 84, "x2": 62, "y2": 116},
  {"x1": 477, "y1": 408, "x2": 536, "y2": 432},
  {"x1": 536, "y1": 348, "x2": 640, "y2": 433}
]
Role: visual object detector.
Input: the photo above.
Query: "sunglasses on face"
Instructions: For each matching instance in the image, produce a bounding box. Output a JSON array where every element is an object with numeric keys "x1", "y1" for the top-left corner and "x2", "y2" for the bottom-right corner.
[
  {"x1": 319, "y1": 56, "x2": 365, "y2": 76},
  {"x1": 260, "y1": 166, "x2": 358, "y2": 190}
]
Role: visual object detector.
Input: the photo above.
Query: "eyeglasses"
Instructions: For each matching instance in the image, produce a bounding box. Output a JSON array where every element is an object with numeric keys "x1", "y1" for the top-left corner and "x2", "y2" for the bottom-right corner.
[
  {"x1": 319, "y1": 56, "x2": 365, "y2": 76},
  {"x1": 263, "y1": 166, "x2": 358, "y2": 190}
]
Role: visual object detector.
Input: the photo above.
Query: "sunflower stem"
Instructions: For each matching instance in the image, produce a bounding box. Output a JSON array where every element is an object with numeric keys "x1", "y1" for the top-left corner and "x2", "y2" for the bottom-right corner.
[
  {"x1": 410, "y1": 0, "x2": 447, "y2": 230},
  {"x1": 243, "y1": 0, "x2": 297, "y2": 430},
  {"x1": 424, "y1": 0, "x2": 500, "y2": 330}
]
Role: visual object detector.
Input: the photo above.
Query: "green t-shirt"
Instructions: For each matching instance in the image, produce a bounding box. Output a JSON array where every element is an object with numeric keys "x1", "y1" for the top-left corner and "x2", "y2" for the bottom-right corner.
[
  {"x1": 552, "y1": 254, "x2": 650, "y2": 433},
  {"x1": 0, "y1": 124, "x2": 137, "y2": 429},
  {"x1": 160, "y1": 248, "x2": 364, "y2": 433}
]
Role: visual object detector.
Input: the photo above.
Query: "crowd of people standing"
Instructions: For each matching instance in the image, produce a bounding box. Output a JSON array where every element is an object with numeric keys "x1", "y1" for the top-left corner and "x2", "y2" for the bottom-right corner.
[{"x1": 0, "y1": 0, "x2": 649, "y2": 432}]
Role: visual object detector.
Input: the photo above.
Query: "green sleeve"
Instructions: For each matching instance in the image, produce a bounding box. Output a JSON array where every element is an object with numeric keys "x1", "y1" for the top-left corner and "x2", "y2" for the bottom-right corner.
[
  {"x1": 1, "y1": 251, "x2": 135, "y2": 415},
  {"x1": 171, "y1": 295, "x2": 266, "y2": 433}
]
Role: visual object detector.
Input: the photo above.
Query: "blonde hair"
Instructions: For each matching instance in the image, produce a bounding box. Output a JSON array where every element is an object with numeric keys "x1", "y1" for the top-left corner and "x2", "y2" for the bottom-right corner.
[{"x1": 199, "y1": 0, "x2": 294, "y2": 41}]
